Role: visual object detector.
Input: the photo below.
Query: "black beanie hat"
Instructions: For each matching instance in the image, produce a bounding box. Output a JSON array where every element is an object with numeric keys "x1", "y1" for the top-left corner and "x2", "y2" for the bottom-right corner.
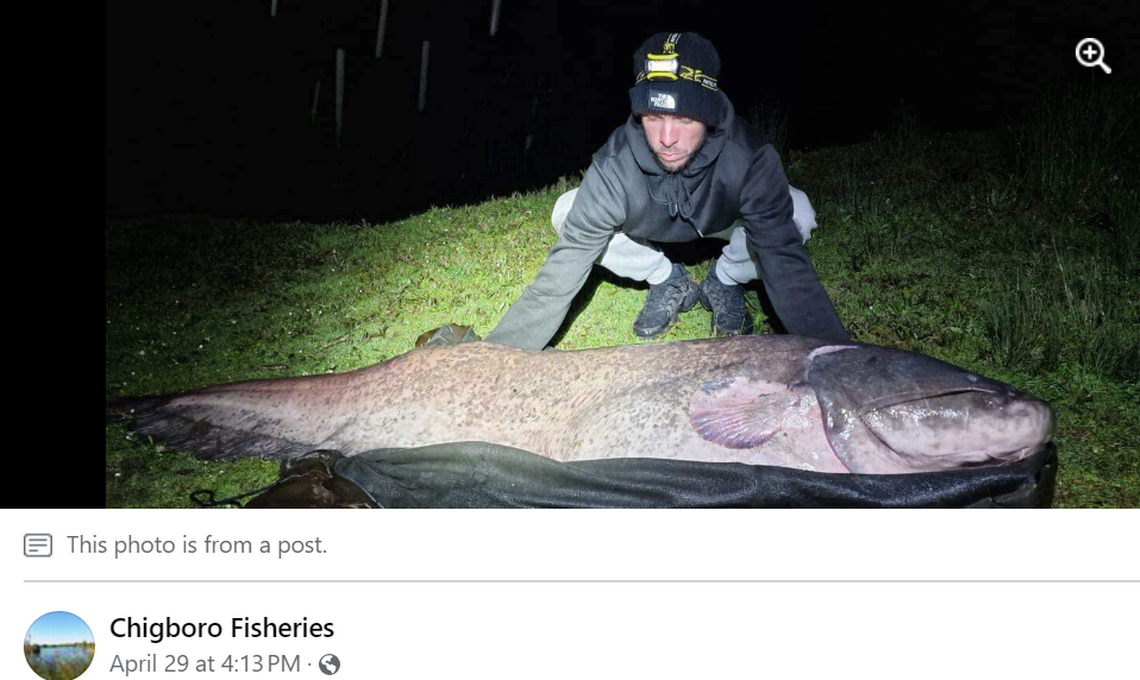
[{"x1": 629, "y1": 32, "x2": 725, "y2": 127}]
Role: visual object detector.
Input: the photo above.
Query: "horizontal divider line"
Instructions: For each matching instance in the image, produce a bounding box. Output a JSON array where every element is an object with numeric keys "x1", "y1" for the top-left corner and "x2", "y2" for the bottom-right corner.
[{"x1": 24, "y1": 580, "x2": 1140, "y2": 584}]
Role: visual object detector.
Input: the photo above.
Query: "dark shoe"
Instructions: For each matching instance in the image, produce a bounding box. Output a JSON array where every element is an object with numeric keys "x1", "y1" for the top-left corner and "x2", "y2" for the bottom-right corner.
[
  {"x1": 699, "y1": 274, "x2": 754, "y2": 336},
  {"x1": 633, "y1": 264, "x2": 699, "y2": 338}
]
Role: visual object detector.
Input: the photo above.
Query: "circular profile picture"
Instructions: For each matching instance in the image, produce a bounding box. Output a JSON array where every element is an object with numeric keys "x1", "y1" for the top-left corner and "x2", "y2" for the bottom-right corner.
[{"x1": 24, "y1": 612, "x2": 95, "y2": 680}]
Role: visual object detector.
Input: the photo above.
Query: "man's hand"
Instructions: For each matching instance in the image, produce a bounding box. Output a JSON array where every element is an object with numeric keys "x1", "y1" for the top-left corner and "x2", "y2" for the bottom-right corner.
[{"x1": 414, "y1": 324, "x2": 482, "y2": 347}]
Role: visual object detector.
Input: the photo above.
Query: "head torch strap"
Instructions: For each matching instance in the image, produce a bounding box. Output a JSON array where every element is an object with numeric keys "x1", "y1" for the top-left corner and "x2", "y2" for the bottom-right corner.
[{"x1": 636, "y1": 64, "x2": 719, "y2": 90}]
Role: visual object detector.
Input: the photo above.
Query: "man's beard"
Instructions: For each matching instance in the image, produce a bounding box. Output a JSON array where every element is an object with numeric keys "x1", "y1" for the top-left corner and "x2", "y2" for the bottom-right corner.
[{"x1": 651, "y1": 133, "x2": 707, "y2": 174}]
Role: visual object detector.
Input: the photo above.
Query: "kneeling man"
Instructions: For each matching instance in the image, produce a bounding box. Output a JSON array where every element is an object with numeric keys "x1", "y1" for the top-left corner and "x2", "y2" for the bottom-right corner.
[{"x1": 486, "y1": 31, "x2": 849, "y2": 350}]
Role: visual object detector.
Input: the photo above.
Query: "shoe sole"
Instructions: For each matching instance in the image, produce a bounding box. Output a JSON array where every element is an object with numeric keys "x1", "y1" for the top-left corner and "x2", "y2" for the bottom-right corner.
[
  {"x1": 633, "y1": 320, "x2": 674, "y2": 339},
  {"x1": 709, "y1": 319, "x2": 754, "y2": 337}
]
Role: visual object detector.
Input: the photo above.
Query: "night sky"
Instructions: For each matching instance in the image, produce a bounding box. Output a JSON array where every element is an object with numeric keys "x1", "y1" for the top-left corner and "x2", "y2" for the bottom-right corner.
[{"x1": 106, "y1": 0, "x2": 1136, "y2": 221}]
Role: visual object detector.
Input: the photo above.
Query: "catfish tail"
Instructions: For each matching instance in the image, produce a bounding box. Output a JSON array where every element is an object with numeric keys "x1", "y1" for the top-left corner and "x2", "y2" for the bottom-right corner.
[
  {"x1": 105, "y1": 392, "x2": 316, "y2": 461},
  {"x1": 106, "y1": 395, "x2": 170, "y2": 422}
]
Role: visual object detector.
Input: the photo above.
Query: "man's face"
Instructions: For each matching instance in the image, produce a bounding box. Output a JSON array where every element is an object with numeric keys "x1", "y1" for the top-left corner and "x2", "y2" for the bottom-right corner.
[{"x1": 641, "y1": 113, "x2": 707, "y2": 173}]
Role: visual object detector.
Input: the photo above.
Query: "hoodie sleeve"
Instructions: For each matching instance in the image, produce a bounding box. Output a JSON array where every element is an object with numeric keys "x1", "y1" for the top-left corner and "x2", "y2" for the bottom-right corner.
[
  {"x1": 484, "y1": 162, "x2": 627, "y2": 350},
  {"x1": 740, "y1": 145, "x2": 850, "y2": 342}
]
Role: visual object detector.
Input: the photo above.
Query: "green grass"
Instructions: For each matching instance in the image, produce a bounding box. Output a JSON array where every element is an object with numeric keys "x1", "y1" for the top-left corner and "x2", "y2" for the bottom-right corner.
[
  {"x1": 1012, "y1": 79, "x2": 1138, "y2": 215},
  {"x1": 106, "y1": 85, "x2": 1139, "y2": 508}
]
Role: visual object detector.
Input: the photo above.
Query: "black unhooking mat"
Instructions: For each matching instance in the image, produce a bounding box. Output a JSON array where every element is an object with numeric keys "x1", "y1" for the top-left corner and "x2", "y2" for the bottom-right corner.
[{"x1": 322, "y1": 441, "x2": 1057, "y2": 508}]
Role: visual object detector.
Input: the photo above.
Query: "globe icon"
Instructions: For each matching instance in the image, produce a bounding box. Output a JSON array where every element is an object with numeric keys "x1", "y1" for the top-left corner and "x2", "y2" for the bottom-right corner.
[{"x1": 319, "y1": 654, "x2": 340, "y2": 675}]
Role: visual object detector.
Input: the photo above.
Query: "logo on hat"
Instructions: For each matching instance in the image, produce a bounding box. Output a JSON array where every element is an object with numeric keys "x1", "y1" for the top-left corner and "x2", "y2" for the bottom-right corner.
[{"x1": 649, "y1": 90, "x2": 677, "y2": 110}]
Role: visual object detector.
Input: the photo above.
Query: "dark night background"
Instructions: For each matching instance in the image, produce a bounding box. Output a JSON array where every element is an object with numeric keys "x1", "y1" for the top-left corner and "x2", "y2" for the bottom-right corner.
[{"x1": 106, "y1": 0, "x2": 1136, "y2": 221}]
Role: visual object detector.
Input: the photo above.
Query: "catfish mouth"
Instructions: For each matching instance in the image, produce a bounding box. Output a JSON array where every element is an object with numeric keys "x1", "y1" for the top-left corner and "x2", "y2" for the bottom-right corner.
[
  {"x1": 857, "y1": 388, "x2": 1054, "y2": 469},
  {"x1": 851, "y1": 385, "x2": 1001, "y2": 413}
]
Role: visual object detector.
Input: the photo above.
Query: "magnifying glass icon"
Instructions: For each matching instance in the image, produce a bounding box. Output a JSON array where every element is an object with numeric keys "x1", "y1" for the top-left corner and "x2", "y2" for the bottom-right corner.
[{"x1": 1075, "y1": 38, "x2": 1112, "y2": 74}]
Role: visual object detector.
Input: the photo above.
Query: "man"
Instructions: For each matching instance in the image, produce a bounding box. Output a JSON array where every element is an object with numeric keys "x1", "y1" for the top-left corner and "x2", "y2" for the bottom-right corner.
[{"x1": 485, "y1": 31, "x2": 849, "y2": 350}]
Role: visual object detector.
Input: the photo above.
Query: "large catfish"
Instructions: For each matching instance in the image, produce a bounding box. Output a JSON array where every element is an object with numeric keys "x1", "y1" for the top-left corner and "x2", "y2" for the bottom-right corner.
[{"x1": 107, "y1": 331, "x2": 1054, "y2": 474}]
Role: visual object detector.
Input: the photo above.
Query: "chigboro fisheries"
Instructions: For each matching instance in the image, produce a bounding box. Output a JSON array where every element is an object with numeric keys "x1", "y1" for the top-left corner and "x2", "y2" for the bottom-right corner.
[{"x1": 110, "y1": 616, "x2": 334, "y2": 643}]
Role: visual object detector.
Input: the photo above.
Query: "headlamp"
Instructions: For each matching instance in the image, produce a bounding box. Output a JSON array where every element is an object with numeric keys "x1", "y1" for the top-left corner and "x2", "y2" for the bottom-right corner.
[{"x1": 645, "y1": 53, "x2": 680, "y2": 81}]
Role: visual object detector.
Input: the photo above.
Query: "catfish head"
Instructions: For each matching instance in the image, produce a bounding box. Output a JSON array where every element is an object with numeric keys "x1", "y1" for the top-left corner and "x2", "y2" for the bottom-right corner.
[{"x1": 807, "y1": 344, "x2": 1054, "y2": 473}]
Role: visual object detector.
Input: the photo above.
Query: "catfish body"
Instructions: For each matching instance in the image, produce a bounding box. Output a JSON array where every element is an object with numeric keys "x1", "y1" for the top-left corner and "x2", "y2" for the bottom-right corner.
[{"x1": 109, "y1": 335, "x2": 1053, "y2": 474}]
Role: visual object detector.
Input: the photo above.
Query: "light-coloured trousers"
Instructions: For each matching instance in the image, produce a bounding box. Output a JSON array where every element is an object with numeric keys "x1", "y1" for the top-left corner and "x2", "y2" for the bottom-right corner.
[{"x1": 552, "y1": 186, "x2": 817, "y2": 286}]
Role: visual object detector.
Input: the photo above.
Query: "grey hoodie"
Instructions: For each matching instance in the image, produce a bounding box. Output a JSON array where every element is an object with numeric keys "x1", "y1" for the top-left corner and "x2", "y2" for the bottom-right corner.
[{"x1": 485, "y1": 92, "x2": 849, "y2": 350}]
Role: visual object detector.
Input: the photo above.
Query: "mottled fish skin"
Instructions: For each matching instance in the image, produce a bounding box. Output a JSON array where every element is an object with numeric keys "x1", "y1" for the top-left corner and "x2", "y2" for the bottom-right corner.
[{"x1": 109, "y1": 335, "x2": 1052, "y2": 474}]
